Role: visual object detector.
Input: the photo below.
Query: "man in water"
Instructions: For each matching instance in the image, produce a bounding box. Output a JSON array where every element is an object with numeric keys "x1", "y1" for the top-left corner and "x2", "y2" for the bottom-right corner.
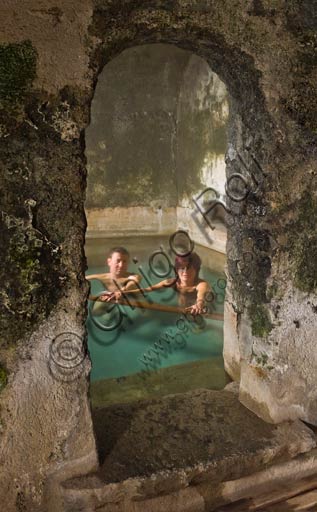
[{"x1": 87, "y1": 247, "x2": 141, "y2": 298}]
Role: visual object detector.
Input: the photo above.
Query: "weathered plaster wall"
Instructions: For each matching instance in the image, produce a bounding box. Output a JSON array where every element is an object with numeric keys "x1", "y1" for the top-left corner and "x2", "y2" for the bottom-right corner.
[
  {"x1": 176, "y1": 53, "x2": 228, "y2": 202},
  {"x1": 85, "y1": 43, "x2": 228, "y2": 244},
  {"x1": 0, "y1": 1, "x2": 316, "y2": 510},
  {"x1": 86, "y1": 44, "x2": 183, "y2": 209},
  {"x1": 176, "y1": 57, "x2": 228, "y2": 252},
  {"x1": 86, "y1": 206, "x2": 177, "y2": 236}
]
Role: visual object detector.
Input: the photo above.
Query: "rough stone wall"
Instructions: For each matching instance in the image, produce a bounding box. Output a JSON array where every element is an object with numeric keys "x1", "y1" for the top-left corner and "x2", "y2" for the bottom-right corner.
[
  {"x1": 0, "y1": 1, "x2": 316, "y2": 510},
  {"x1": 0, "y1": 2, "x2": 98, "y2": 511}
]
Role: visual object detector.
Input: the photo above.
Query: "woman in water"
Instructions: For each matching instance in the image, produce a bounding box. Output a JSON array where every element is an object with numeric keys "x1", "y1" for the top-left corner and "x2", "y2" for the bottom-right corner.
[{"x1": 102, "y1": 252, "x2": 211, "y2": 315}]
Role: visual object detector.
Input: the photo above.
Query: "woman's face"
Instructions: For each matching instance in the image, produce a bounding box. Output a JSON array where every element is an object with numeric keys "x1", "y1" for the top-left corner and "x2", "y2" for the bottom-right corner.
[{"x1": 177, "y1": 264, "x2": 197, "y2": 286}]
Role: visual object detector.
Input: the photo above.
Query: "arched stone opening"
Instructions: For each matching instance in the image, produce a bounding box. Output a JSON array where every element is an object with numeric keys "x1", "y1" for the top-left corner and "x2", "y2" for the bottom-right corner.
[
  {"x1": 0, "y1": 2, "x2": 316, "y2": 511},
  {"x1": 85, "y1": 43, "x2": 229, "y2": 413},
  {"x1": 84, "y1": 4, "x2": 317, "y2": 429},
  {"x1": 86, "y1": 7, "x2": 274, "y2": 418}
]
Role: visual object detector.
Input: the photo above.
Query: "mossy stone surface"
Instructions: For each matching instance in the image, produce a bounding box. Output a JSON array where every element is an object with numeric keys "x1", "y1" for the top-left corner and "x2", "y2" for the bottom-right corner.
[
  {"x1": 0, "y1": 40, "x2": 37, "y2": 110},
  {"x1": 249, "y1": 304, "x2": 273, "y2": 338},
  {"x1": 289, "y1": 191, "x2": 317, "y2": 293},
  {"x1": 0, "y1": 365, "x2": 8, "y2": 392},
  {"x1": 0, "y1": 88, "x2": 87, "y2": 348}
]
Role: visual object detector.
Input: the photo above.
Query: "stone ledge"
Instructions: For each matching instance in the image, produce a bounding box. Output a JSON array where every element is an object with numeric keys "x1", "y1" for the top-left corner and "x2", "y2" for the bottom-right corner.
[{"x1": 60, "y1": 388, "x2": 316, "y2": 511}]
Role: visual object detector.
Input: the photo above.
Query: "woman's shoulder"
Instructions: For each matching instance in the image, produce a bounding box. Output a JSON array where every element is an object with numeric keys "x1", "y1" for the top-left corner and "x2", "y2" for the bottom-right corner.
[{"x1": 196, "y1": 278, "x2": 210, "y2": 289}]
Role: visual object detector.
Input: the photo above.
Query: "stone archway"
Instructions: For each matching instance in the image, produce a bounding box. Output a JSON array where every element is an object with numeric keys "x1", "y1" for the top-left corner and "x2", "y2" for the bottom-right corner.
[
  {"x1": 0, "y1": 2, "x2": 316, "y2": 511},
  {"x1": 87, "y1": 1, "x2": 317, "y2": 425}
]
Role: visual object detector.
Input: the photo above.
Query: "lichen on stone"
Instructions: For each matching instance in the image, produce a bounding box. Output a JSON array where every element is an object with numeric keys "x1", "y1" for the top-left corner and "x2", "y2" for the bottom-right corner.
[
  {"x1": 248, "y1": 304, "x2": 273, "y2": 338},
  {"x1": 0, "y1": 220, "x2": 64, "y2": 348},
  {"x1": 267, "y1": 282, "x2": 279, "y2": 300},
  {"x1": 289, "y1": 190, "x2": 317, "y2": 293},
  {"x1": 0, "y1": 40, "x2": 37, "y2": 110}
]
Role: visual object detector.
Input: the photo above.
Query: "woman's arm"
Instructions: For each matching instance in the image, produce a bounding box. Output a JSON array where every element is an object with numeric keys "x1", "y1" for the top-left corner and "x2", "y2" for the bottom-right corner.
[{"x1": 186, "y1": 280, "x2": 211, "y2": 315}]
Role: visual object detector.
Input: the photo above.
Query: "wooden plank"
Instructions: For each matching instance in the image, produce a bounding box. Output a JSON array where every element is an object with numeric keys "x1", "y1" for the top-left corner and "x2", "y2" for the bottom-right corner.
[{"x1": 89, "y1": 295, "x2": 224, "y2": 320}]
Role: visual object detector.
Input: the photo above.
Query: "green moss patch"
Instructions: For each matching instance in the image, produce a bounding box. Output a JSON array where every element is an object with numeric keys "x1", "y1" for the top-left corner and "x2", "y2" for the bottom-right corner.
[
  {"x1": 0, "y1": 223, "x2": 64, "y2": 348},
  {"x1": 0, "y1": 365, "x2": 8, "y2": 392},
  {"x1": 249, "y1": 304, "x2": 273, "y2": 338},
  {"x1": 290, "y1": 191, "x2": 317, "y2": 293},
  {"x1": 0, "y1": 40, "x2": 37, "y2": 110}
]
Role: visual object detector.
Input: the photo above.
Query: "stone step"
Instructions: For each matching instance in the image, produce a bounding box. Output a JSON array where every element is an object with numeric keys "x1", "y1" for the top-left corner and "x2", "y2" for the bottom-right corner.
[
  {"x1": 217, "y1": 473, "x2": 317, "y2": 510},
  {"x1": 56, "y1": 388, "x2": 316, "y2": 511}
]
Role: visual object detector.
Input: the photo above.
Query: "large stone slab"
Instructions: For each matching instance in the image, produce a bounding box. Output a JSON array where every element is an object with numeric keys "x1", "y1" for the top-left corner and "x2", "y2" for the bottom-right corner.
[{"x1": 61, "y1": 389, "x2": 315, "y2": 510}]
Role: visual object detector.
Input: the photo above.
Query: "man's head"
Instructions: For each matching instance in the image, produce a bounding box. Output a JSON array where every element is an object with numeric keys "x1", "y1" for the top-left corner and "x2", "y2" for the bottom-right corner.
[{"x1": 107, "y1": 247, "x2": 130, "y2": 278}]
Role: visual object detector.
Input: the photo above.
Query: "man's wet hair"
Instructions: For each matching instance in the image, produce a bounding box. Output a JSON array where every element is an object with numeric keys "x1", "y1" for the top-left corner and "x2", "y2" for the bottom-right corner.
[{"x1": 108, "y1": 247, "x2": 130, "y2": 258}]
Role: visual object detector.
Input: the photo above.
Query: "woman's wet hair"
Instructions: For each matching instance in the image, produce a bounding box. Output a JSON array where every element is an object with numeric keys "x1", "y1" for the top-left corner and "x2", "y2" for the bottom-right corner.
[
  {"x1": 174, "y1": 252, "x2": 202, "y2": 273},
  {"x1": 162, "y1": 252, "x2": 202, "y2": 288}
]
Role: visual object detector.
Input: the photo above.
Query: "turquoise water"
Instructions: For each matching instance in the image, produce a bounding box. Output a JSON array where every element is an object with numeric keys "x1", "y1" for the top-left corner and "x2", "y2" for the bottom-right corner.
[{"x1": 86, "y1": 242, "x2": 226, "y2": 382}]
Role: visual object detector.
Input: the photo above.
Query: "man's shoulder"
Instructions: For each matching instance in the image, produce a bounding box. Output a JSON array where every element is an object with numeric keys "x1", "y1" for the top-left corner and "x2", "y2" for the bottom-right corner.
[
  {"x1": 98, "y1": 272, "x2": 111, "y2": 279},
  {"x1": 126, "y1": 272, "x2": 141, "y2": 280},
  {"x1": 87, "y1": 272, "x2": 110, "y2": 279},
  {"x1": 115, "y1": 273, "x2": 140, "y2": 282}
]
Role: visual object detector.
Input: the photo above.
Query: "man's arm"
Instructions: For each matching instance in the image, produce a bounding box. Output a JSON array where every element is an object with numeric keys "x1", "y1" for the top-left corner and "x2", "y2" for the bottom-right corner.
[
  {"x1": 86, "y1": 274, "x2": 113, "y2": 302},
  {"x1": 86, "y1": 273, "x2": 106, "y2": 281},
  {"x1": 121, "y1": 278, "x2": 173, "y2": 294},
  {"x1": 122, "y1": 274, "x2": 141, "y2": 291},
  {"x1": 101, "y1": 278, "x2": 172, "y2": 301}
]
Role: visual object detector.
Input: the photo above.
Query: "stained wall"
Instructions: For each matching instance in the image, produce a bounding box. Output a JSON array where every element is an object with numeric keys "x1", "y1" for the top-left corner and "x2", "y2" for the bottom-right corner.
[{"x1": 85, "y1": 43, "x2": 228, "y2": 252}]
